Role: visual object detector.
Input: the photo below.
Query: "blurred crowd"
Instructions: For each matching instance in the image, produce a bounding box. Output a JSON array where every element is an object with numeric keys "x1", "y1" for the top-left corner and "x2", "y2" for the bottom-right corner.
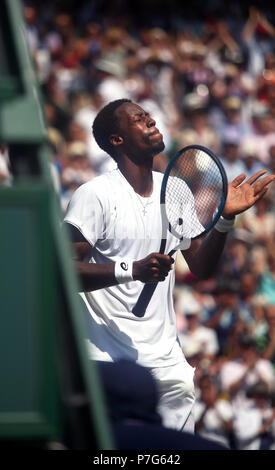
[{"x1": 1, "y1": 0, "x2": 275, "y2": 450}]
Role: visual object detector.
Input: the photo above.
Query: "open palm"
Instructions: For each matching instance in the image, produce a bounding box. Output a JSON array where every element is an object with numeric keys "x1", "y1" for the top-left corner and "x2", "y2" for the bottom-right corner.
[{"x1": 223, "y1": 170, "x2": 275, "y2": 218}]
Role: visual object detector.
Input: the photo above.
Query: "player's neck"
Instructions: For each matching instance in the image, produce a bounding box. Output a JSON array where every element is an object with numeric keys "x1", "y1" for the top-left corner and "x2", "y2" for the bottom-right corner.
[{"x1": 117, "y1": 159, "x2": 153, "y2": 197}]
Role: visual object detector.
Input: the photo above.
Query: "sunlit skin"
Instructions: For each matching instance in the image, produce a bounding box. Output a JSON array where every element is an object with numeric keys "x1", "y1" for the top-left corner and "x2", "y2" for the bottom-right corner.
[
  {"x1": 110, "y1": 102, "x2": 165, "y2": 197},
  {"x1": 223, "y1": 170, "x2": 275, "y2": 219}
]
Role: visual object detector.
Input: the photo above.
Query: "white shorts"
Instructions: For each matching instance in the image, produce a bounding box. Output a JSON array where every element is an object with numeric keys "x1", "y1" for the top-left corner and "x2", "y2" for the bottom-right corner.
[{"x1": 149, "y1": 360, "x2": 196, "y2": 433}]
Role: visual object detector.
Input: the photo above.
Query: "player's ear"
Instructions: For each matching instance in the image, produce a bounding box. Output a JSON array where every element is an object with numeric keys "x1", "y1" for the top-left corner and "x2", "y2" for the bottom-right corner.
[{"x1": 110, "y1": 134, "x2": 123, "y2": 147}]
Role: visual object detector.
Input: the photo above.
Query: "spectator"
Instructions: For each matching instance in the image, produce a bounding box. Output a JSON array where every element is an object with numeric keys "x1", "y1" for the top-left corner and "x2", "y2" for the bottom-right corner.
[
  {"x1": 241, "y1": 6, "x2": 275, "y2": 79},
  {"x1": 176, "y1": 93, "x2": 220, "y2": 154},
  {"x1": 176, "y1": 273, "x2": 216, "y2": 317},
  {"x1": 24, "y1": 5, "x2": 39, "y2": 56},
  {"x1": 241, "y1": 140, "x2": 267, "y2": 179},
  {"x1": 239, "y1": 193, "x2": 275, "y2": 244},
  {"x1": 257, "y1": 248, "x2": 275, "y2": 306},
  {"x1": 72, "y1": 92, "x2": 117, "y2": 174},
  {"x1": 247, "y1": 295, "x2": 270, "y2": 354},
  {"x1": 261, "y1": 305, "x2": 275, "y2": 365},
  {"x1": 241, "y1": 103, "x2": 275, "y2": 165},
  {"x1": 94, "y1": 57, "x2": 130, "y2": 106},
  {"x1": 217, "y1": 230, "x2": 253, "y2": 279},
  {"x1": 61, "y1": 141, "x2": 96, "y2": 211},
  {"x1": 219, "y1": 129, "x2": 247, "y2": 182},
  {"x1": 194, "y1": 374, "x2": 234, "y2": 449},
  {"x1": 219, "y1": 335, "x2": 275, "y2": 413},
  {"x1": 247, "y1": 242, "x2": 269, "y2": 277},
  {"x1": 215, "y1": 271, "x2": 264, "y2": 352},
  {"x1": 233, "y1": 380, "x2": 275, "y2": 450},
  {"x1": 180, "y1": 43, "x2": 214, "y2": 96},
  {"x1": 215, "y1": 95, "x2": 251, "y2": 143},
  {"x1": 238, "y1": 271, "x2": 261, "y2": 324},
  {"x1": 177, "y1": 296, "x2": 219, "y2": 364},
  {"x1": 204, "y1": 278, "x2": 245, "y2": 357}
]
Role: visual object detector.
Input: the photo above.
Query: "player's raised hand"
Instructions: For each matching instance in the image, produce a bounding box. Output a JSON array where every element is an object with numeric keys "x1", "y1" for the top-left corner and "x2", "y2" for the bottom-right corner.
[
  {"x1": 223, "y1": 170, "x2": 275, "y2": 219},
  {"x1": 133, "y1": 253, "x2": 174, "y2": 283}
]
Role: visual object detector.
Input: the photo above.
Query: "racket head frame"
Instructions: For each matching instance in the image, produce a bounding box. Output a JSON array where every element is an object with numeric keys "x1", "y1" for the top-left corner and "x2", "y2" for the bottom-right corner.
[{"x1": 160, "y1": 145, "x2": 228, "y2": 241}]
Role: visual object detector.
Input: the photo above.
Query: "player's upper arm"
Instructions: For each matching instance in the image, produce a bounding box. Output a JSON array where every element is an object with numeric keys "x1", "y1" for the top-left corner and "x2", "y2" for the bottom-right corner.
[
  {"x1": 64, "y1": 222, "x2": 92, "y2": 262},
  {"x1": 181, "y1": 238, "x2": 202, "y2": 272},
  {"x1": 65, "y1": 222, "x2": 88, "y2": 243}
]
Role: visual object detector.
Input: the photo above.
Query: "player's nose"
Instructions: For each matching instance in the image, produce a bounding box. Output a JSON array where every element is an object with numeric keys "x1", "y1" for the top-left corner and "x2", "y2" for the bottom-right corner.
[{"x1": 147, "y1": 115, "x2": 156, "y2": 127}]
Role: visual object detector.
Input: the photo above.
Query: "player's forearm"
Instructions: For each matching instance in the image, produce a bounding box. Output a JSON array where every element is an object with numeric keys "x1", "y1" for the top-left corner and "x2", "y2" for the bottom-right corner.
[
  {"x1": 183, "y1": 229, "x2": 228, "y2": 279},
  {"x1": 71, "y1": 241, "x2": 119, "y2": 291},
  {"x1": 76, "y1": 252, "x2": 174, "y2": 292},
  {"x1": 199, "y1": 227, "x2": 228, "y2": 277},
  {"x1": 76, "y1": 261, "x2": 118, "y2": 291}
]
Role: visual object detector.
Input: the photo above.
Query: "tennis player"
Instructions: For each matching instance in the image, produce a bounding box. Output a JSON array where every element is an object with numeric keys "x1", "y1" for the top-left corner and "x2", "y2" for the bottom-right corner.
[{"x1": 64, "y1": 99, "x2": 275, "y2": 433}]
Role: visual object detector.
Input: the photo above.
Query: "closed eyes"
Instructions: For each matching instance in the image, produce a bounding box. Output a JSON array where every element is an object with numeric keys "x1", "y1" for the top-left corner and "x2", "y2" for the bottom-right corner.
[{"x1": 133, "y1": 112, "x2": 150, "y2": 122}]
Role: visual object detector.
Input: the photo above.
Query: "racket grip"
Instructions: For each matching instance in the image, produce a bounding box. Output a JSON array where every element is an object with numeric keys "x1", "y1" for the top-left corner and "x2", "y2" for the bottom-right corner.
[
  {"x1": 132, "y1": 282, "x2": 158, "y2": 317},
  {"x1": 132, "y1": 249, "x2": 177, "y2": 317}
]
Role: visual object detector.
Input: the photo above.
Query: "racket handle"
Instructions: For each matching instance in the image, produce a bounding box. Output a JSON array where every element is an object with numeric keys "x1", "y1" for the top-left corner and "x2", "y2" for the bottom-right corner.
[
  {"x1": 132, "y1": 249, "x2": 177, "y2": 317},
  {"x1": 132, "y1": 282, "x2": 158, "y2": 317}
]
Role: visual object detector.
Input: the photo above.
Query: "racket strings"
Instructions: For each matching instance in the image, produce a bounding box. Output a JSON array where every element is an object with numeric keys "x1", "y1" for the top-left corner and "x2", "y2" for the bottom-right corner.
[{"x1": 165, "y1": 148, "x2": 224, "y2": 238}]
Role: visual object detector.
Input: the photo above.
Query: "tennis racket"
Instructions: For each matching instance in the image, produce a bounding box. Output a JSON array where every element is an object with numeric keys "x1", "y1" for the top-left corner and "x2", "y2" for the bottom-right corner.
[{"x1": 132, "y1": 145, "x2": 228, "y2": 317}]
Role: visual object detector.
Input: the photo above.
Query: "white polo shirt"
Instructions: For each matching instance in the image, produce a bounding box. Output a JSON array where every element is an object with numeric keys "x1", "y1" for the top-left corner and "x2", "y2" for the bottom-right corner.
[{"x1": 64, "y1": 168, "x2": 198, "y2": 367}]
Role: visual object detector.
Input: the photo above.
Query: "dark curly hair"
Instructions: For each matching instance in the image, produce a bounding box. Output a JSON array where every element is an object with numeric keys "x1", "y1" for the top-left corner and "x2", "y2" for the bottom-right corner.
[{"x1": 92, "y1": 98, "x2": 132, "y2": 159}]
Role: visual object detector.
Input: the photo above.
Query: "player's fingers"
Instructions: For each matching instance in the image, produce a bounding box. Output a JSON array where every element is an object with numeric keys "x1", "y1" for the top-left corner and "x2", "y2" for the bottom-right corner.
[
  {"x1": 230, "y1": 173, "x2": 246, "y2": 188},
  {"x1": 154, "y1": 253, "x2": 174, "y2": 266},
  {"x1": 149, "y1": 270, "x2": 166, "y2": 282},
  {"x1": 159, "y1": 267, "x2": 172, "y2": 276},
  {"x1": 151, "y1": 266, "x2": 171, "y2": 276},
  {"x1": 245, "y1": 170, "x2": 267, "y2": 185},
  {"x1": 253, "y1": 175, "x2": 275, "y2": 195},
  {"x1": 257, "y1": 174, "x2": 275, "y2": 187},
  {"x1": 253, "y1": 187, "x2": 269, "y2": 201}
]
